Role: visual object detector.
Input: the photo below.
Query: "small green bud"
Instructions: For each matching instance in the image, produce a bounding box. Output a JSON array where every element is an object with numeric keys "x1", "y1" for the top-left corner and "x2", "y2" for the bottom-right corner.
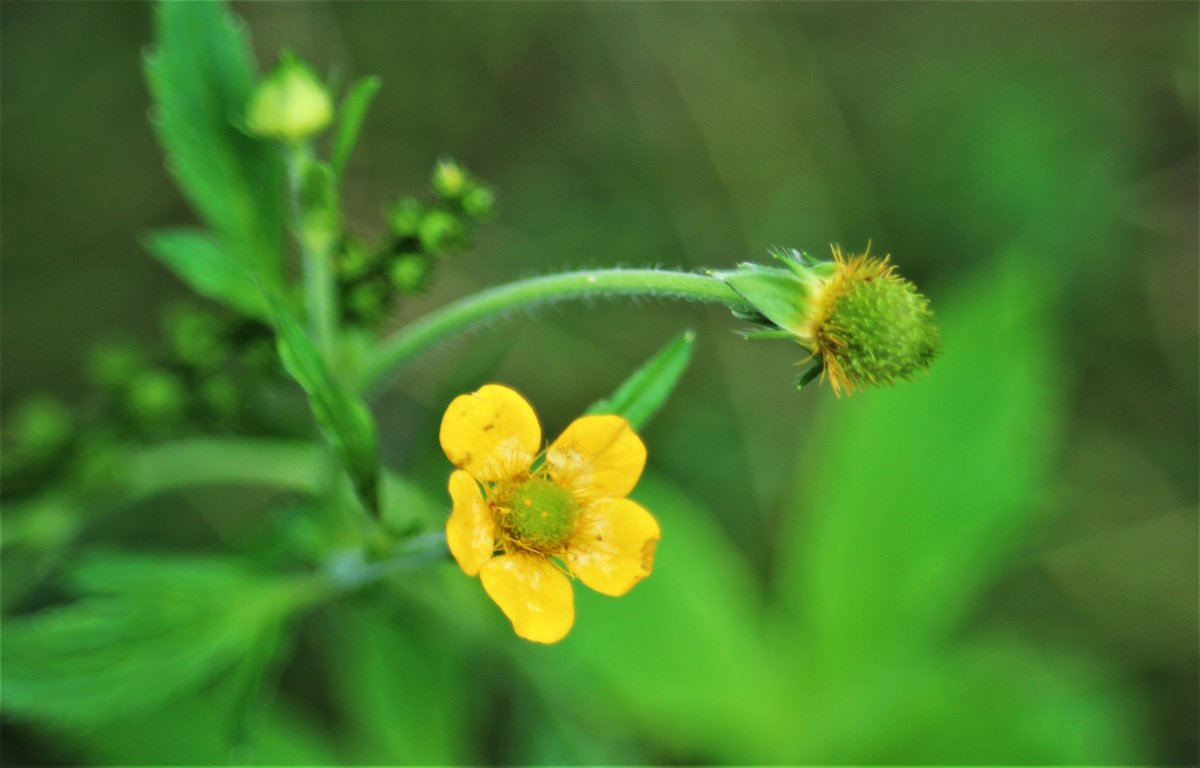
[
  {"x1": 431, "y1": 157, "x2": 468, "y2": 199},
  {"x1": 462, "y1": 184, "x2": 496, "y2": 219},
  {"x1": 418, "y1": 209, "x2": 466, "y2": 256},
  {"x1": 124, "y1": 370, "x2": 187, "y2": 431},
  {"x1": 509, "y1": 478, "x2": 580, "y2": 550},
  {"x1": 245, "y1": 54, "x2": 333, "y2": 143},
  {"x1": 335, "y1": 236, "x2": 376, "y2": 282},
  {"x1": 164, "y1": 304, "x2": 228, "y2": 371},
  {"x1": 387, "y1": 253, "x2": 431, "y2": 294},
  {"x1": 87, "y1": 338, "x2": 147, "y2": 393},
  {"x1": 387, "y1": 196, "x2": 425, "y2": 238},
  {"x1": 7, "y1": 396, "x2": 73, "y2": 461},
  {"x1": 346, "y1": 280, "x2": 390, "y2": 324},
  {"x1": 198, "y1": 374, "x2": 241, "y2": 423}
]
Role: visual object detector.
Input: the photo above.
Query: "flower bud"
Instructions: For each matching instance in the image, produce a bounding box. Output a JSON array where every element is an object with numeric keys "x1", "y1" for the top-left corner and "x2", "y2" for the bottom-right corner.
[
  {"x1": 164, "y1": 304, "x2": 228, "y2": 371},
  {"x1": 462, "y1": 184, "x2": 496, "y2": 220},
  {"x1": 432, "y1": 157, "x2": 468, "y2": 199},
  {"x1": 87, "y1": 338, "x2": 147, "y2": 393},
  {"x1": 124, "y1": 370, "x2": 187, "y2": 432},
  {"x1": 418, "y1": 209, "x2": 466, "y2": 256},
  {"x1": 717, "y1": 246, "x2": 940, "y2": 396},
  {"x1": 245, "y1": 54, "x2": 333, "y2": 143},
  {"x1": 387, "y1": 196, "x2": 425, "y2": 238},
  {"x1": 388, "y1": 253, "x2": 431, "y2": 294}
]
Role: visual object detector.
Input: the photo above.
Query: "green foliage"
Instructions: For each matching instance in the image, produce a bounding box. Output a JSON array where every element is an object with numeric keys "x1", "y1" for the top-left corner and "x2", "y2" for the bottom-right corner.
[
  {"x1": 144, "y1": 0, "x2": 286, "y2": 290},
  {"x1": 1, "y1": 553, "x2": 321, "y2": 726},
  {"x1": 143, "y1": 229, "x2": 267, "y2": 319},
  {"x1": 535, "y1": 475, "x2": 788, "y2": 761},
  {"x1": 265, "y1": 291, "x2": 380, "y2": 514},
  {"x1": 782, "y1": 257, "x2": 1061, "y2": 666},
  {"x1": 327, "y1": 603, "x2": 473, "y2": 764},
  {"x1": 332, "y1": 76, "x2": 381, "y2": 178},
  {"x1": 587, "y1": 330, "x2": 696, "y2": 431}
]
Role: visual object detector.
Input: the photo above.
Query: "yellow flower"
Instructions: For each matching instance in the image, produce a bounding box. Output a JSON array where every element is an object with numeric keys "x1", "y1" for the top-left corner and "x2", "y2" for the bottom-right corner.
[{"x1": 439, "y1": 384, "x2": 660, "y2": 643}]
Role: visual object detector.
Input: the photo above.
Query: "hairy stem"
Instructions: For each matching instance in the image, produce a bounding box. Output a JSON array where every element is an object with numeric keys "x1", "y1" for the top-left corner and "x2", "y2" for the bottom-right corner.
[
  {"x1": 358, "y1": 268, "x2": 742, "y2": 394},
  {"x1": 285, "y1": 145, "x2": 339, "y2": 365}
]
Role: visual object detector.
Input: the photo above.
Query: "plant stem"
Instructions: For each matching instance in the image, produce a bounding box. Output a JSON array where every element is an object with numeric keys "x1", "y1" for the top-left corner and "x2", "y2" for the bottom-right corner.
[
  {"x1": 285, "y1": 145, "x2": 339, "y2": 365},
  {"x1": 357, "y1": 268, "x2": 743, "y2": 394},
  {"x1": 323, "y1": 531, "x2": 450, "y2": 590}
]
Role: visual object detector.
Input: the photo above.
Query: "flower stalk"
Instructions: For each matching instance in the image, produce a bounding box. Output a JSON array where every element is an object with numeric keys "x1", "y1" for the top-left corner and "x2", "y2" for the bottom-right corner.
[{"x1": 358, "y1": 269, "x2": 741, "y2": 394}]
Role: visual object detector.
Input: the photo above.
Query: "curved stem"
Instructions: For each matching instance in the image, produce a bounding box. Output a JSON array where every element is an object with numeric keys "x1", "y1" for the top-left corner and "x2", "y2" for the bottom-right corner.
[{"x1": 357, "y1": 268, "x2": 742, "y2": 394}]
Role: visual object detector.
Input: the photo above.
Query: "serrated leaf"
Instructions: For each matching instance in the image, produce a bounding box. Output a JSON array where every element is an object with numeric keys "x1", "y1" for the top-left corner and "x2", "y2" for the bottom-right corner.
[
  {"x1": 144, "y1": 0, "x2": 286, "y2": 289},
  {"x1": 143, "y1": 229, "x2": 267, "y2": 318},
  {"x1": 332, "y1": 76, "x2": 381, "y2": 178},
  {"x1": 265, "y1": 292, "x2": 380, "y2": 514},
  {"x1": 0, "y1": 553, "x2": 318, "y2": 726},
  {"x1": 587, "y1": 330, "x2": 696, "y2": 431}
]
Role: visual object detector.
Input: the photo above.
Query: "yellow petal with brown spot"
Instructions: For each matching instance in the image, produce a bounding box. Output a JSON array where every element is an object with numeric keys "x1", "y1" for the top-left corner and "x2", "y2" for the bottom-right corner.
[
  {"x1": 566, "y1": 497, "x2": 660, "y2": 596},
  {"x1": 439, "y1": 384, "x2": 541, "y2": 482},
  {"x1": 479, "y1": 553, "x2": 575, "y2": 643},
  {"x1": 546, "y1": 415, "x2": 646, "y2": 501},
  {"x1": 446, "y1": 470, "x2": 495, "y2": 576}
]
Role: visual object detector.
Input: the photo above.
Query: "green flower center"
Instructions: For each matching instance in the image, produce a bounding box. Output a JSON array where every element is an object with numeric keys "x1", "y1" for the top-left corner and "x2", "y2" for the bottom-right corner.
[
  {"x1": 508, "y1": 477, "x2": 580, "y2": 550},
  {"x1": 826, "y1": 277, "x2": 941, "y2": 388}
]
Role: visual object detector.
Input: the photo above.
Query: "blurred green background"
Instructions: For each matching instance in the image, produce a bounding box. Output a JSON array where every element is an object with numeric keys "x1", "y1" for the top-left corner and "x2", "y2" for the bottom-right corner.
[{"x1": 2, "y1": 1, "x2": 1197, "y2": 765}]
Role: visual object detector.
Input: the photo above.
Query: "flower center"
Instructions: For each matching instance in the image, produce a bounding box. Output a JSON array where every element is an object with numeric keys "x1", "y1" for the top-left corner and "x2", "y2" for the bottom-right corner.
[{"x1": 507, "y1": 477, "x2": 580, "y2": 550}]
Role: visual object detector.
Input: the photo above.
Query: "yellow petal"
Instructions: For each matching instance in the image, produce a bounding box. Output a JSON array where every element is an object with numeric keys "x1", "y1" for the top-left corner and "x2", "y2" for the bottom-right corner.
[
  {"x1": 446, "y1": 470, "x2": 495, "y2": 576},
  {"x1": 439, "y1": 385, "x2": 541, "y2": 482},
  {"x1": 547, "y1": 415, "x2": 646, "y2": 501},
  {"x1": 479, "y1": 553, "x2": 574, "y2": 643},
  {"x1": 566, "y1": 498, "x2": 660, "y2": 596}
]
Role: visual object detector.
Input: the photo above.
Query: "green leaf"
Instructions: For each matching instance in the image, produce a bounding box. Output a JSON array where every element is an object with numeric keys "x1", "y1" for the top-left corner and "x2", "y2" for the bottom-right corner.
[
  {"x1": 779, "y1": 256, "x2": 1065, "y2": 676},
  {"x1": 265, "y1": 292, "x2": 380, "y2": 514},
  {"x1": 53, "y1": 662, "x2": 341, "y2": 765},
  {"x1": 331, "y1": 76, "x2": 381, "y2": 178},
  {"x1": 326, "y1": 602, "x2": 472, "y2": 764},
  {"x1": 531, "y1": 475, "x2": 790, "y2": 761},
  {"x1": 143, "y1": 229, "x2": 267, "y2": 318},
  {"x1": 0, "y1": 553, "x2": 319, "y2": 725},
  {"x1": 587, "y1": 330, "x2": 696, "y2": 431},
  {"x1": 144, "y1": 0, "x2": 286, "y2": 289}
]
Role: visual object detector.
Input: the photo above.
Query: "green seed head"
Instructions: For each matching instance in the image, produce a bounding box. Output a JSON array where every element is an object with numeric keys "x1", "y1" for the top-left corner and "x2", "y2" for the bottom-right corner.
[
  {"x1": 508, "y1": 478, "x2": 580, "y2": 551},
  {"x1": 809, "y1": 250, "x2": 940, "y2": 395},
  {"x1": 823, "y1": 275, "x2": 940, "y2": 391}
]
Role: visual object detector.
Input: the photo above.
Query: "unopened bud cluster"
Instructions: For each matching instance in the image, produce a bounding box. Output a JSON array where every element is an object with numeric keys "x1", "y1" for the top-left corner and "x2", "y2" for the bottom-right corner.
[{"x1": 335, "y1": 157, "x2": 495, "y2": 326}]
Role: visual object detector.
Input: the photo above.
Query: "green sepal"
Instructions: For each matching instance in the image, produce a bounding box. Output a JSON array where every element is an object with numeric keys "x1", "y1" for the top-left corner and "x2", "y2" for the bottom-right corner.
[
  {"x1": 587, "y1": 330, "x2": 696, "y2": 431},
  {"x1": 736, "y1": 328, "x2": 795, "y2": 341},
  {"x1": 795, "y1": 361, "x2": 824, "y2": 390},
  {"x1": 263, "y1": 290, "x2": 380, "y2": 515},
  {"x1": 143, "y1": 229, "x2": 268, "y2": 319},
  {"x1": 331, "y1": 76, "x2": 381, "y2": 178},
  {"x1": 712, "y1": 264, "x2": 812, "y2": 334}
]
